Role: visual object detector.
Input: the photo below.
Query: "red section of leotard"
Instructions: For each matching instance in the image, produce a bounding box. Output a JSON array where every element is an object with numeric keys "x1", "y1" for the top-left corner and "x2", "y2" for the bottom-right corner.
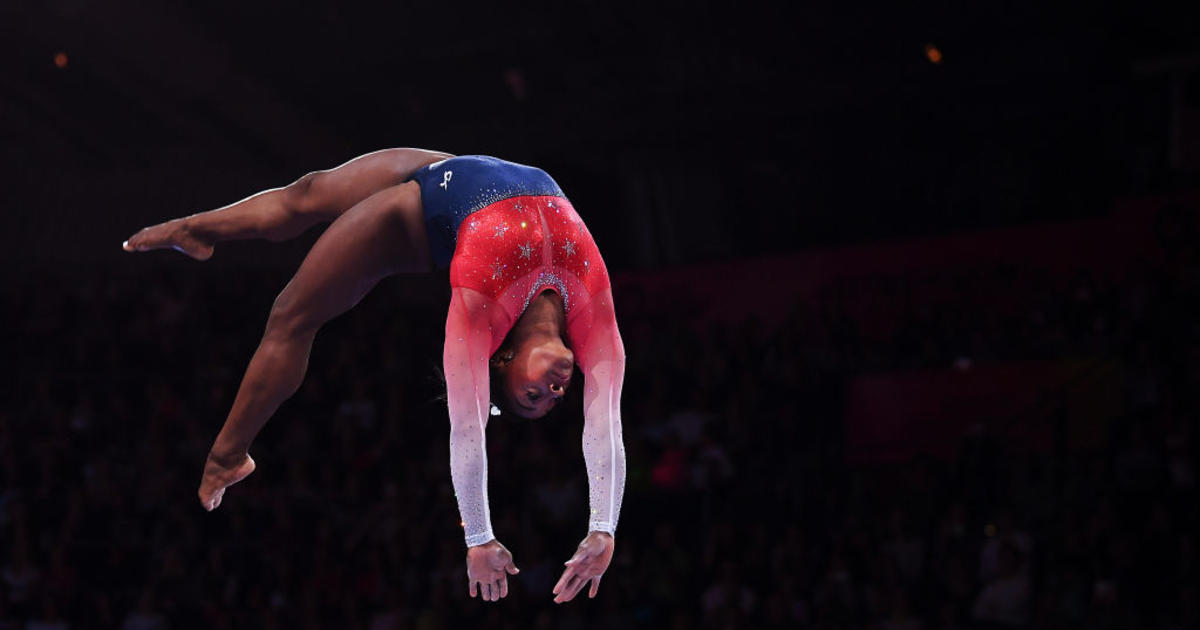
[{"x1": 448, "y1": 195, "x2": 609, "y2": 350}]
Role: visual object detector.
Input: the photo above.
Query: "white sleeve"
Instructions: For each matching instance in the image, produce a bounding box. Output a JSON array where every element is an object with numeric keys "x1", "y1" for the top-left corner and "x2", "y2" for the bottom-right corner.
[
  {"x1": 443, "y1": 287, "x2": 501, "y2": 546},
  {"x1": 570, "y1": 288, "x2": 627, "y2": 536}
]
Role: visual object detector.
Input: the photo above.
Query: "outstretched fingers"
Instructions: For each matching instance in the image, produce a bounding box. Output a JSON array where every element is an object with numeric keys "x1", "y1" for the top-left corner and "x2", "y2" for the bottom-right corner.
[
  {"x1": 552, "y1": 564, "x2": 577, "y2": 599},
  {"x1": 554, "y1": 552, "x2": 609, "y2": 603},
  {"x1": 553, "y1": 561, "x2": 592, "y2": 604},
  {"x1": 466, "y1": 542, "x2": 520, "y2": 603},
  {"x1": 495, "y1": 558, "x2": 517, "y2": 600},
  {"x1": 470, "y1": 577, "x2": 511, "y2": 602},
  {"x1": 554, "y1": 575, "x2": 589, "y2": 603},
  {"x1": 588, "y1": 575, "x2": 602, "y2": 599}
]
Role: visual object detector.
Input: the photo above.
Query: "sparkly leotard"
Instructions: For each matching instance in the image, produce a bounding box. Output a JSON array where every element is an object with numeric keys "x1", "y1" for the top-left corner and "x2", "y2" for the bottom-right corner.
[{"x1": 408, "y1": 156, "x2": 627, "y2": 546}]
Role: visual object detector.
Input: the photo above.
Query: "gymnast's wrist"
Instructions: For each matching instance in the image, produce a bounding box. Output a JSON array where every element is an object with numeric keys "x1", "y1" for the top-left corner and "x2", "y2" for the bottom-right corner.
[{"x1": 464, "y1": 530, "x2": 496, "y2": 547}]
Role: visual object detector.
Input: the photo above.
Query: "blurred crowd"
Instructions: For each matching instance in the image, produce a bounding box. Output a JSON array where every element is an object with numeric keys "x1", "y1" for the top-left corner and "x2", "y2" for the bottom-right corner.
[{"x1": 2, "y1": 203, "x2": 1198, "y2": 629}]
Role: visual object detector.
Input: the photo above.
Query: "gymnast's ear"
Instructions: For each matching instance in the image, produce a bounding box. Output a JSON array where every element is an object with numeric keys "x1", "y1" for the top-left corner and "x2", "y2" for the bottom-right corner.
[
  {"x1": 487, "y1": 356, "x2": 520, "y2": 418},
  {"x1": 489, "y1": 350, "x2": 515, "y2": 369}
]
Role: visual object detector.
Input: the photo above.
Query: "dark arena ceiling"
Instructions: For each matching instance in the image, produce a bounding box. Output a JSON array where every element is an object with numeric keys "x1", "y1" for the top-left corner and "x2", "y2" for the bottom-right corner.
[{"x1": 3, "y1": 2, "x2": 1199, "y2": 268}]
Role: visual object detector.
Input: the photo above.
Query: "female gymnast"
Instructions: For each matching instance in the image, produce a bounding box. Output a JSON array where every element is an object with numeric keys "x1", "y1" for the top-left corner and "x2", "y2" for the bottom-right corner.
[{"x1": 122, "y1": 149, "x2": 626, "y2": 604}]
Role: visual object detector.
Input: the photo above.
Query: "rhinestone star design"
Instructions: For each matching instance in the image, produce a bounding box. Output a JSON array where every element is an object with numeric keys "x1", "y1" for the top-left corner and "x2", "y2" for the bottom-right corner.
[
  {"x1": 493, "y1": 223, "x2": 509, "y2": 238},
  {"x1": 518, "y1": 242, "x2": 534, "y2": 260},
  {"x1": 583, "y1": 259, "x2": 590, "y2": 269},
  {"x1": 490, "y1": 260, "x2": 507, "y2": 280},
  {"x1": 561, "y1": 239, "x2": 576, "y2": 256},
  {"x1": 466, "y1": 221, "x2": 478, "y2": 234}
]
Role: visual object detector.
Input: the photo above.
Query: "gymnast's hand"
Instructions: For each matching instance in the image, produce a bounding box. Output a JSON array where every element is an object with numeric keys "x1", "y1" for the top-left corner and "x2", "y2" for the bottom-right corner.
[
  {"x1": 198, "y1": 450, "x2": 256, "y2": 511},
  {"x1": 466, "y1": 540, "x2": 520, "y2": 602},
  {"x1": 553, "y1": 531, "x2": 614, "y2": 603}
]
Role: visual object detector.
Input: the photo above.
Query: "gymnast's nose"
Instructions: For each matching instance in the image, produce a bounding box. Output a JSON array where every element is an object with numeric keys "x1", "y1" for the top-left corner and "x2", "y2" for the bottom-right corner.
[{"x1": 553, "y1": 356, "x2": 573, "y2": 380}]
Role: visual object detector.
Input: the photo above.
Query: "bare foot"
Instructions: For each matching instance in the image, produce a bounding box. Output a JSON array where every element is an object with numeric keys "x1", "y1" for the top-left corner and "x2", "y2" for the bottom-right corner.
[
  {"x1": 123, "y1": 218, "x2": 214, "y2": 260},
  {"x1": 198, "y1": 451, "x2": 256, "y2": 511}
]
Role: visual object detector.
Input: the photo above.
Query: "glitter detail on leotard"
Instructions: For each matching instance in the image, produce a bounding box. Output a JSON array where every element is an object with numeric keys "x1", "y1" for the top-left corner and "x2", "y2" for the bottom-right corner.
[{"x1": 521, "y1": 270, "x2": 570, "y2": 315}]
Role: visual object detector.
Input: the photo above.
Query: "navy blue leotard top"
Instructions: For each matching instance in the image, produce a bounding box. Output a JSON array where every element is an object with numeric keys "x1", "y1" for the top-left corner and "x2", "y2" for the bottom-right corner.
[{"x1": 406, "y1": 155, "x2": 565, "y2": 268}]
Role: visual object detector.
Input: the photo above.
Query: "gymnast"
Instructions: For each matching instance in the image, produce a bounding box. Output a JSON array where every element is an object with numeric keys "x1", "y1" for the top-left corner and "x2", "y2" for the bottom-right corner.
[{"x1": 122, "y1": 149, "x2": 626, "y2": 604}]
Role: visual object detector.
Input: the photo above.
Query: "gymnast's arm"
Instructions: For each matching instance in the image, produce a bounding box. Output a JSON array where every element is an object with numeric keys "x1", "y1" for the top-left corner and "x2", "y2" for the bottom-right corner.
[
  {"x1": 198, "y1": 183, "x2": 421, "y2": 511},
  {"x1": 123, "y1": 148, "x2": 452, "y2": 256},
  {"x1": 443, "y1": 286, "x2": 500, "y2": 546},
  {"x1": 443, "y1": 286, "x2": 521, "y2": 602},
  {"x1": 553, "y1": 288, "x2": 627, "y2": 603}
]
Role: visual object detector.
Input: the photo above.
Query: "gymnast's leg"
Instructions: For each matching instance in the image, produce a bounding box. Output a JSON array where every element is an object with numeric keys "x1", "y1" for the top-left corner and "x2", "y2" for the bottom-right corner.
[
  {"x1": 198, "y1": 180, "x2": 430, "y2": 510},
  {"x1": 122, "y1": 148, "x2": 451, "y2": 259}
]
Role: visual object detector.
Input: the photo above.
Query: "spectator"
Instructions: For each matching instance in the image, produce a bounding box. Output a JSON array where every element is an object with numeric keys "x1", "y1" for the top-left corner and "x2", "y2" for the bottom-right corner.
[
  {"x1": 5, "y1": 199, "x2": 1199, "y2": 628},
  {"x1": 971, "y1": 541, "x2": 1030, "y2": 628}
]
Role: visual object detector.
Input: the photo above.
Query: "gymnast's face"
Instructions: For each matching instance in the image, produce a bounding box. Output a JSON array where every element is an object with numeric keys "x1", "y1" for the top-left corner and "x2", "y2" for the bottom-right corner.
[{"x1": 496, "y1": 335, "x2": 574, "y2": 418}]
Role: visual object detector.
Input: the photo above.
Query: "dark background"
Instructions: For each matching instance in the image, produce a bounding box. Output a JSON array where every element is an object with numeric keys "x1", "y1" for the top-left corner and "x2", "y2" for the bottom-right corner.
[
  {"x1": 4, "y1": 2, "x2": 1199, "y2": 268},
  {"x1": 3, "y1": 2, "x2": 1200, "y2": 629}
]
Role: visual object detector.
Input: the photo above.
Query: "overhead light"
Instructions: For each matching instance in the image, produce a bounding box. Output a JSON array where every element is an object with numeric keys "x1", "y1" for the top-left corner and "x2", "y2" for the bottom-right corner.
[{"x1": 924, "y1": 44, "x2": 942, "y2": 65}]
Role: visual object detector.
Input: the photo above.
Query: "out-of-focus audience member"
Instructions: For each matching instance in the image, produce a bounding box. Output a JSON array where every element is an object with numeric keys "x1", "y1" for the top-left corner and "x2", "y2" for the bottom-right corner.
[{"x1": 3, "y1": 200, "x2": 1198, "y2": 628}]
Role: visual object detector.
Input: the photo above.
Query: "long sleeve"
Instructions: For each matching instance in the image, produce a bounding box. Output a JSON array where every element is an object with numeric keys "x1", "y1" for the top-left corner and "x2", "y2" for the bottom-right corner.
[
  {"x1": 443, "y1": 287, "x2": 508, "y2": 546},
  {"x1": 569, "y1": 287, "x2": 627, "y2": 536}
]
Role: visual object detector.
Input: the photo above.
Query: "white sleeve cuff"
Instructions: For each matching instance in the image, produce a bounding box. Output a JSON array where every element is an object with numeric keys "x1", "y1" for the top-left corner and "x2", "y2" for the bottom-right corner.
[
  {"x1": 588, "y1": 521, "x2": 616, "y2": 536},
  {"x1": 464, "y1": 530, "x2": 496, "y2": 547}
]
